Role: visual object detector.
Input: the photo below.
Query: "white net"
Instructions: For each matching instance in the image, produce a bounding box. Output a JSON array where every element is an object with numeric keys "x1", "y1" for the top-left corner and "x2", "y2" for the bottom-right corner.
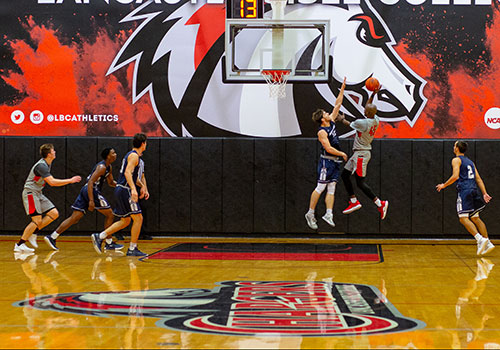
[{"x1": 262, "y1": 70, "x2": 290, "y2": 99}]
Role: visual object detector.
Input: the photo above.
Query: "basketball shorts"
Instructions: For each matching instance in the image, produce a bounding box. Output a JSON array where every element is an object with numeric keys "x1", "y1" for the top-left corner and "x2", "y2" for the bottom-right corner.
[
  {"x1": 71, "y1": 185, "x2": 111, "y2": 213},
  {"x1": 113, "y1": 185, "x2": 142, "y2": 217},
  {"x1": 22, "y1": 189, "x2": 55, "y2": 216},
  {"x1": 317, "y1": 156, "x2": 342, "y2": 184},
  {"x1": 344, "y1": 150, "x2": 371, "y2": 177},
  {"x1": 457, "y1": 188, "x2": 485, "y2": 218}
]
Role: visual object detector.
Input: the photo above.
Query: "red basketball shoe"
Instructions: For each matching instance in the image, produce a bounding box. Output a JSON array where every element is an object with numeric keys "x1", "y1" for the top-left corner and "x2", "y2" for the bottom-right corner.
[
  {"x1": 378, "y1": 200, "x2": 389, "y2": 220},
  {"x1": 343, "y1": 200, "x2": 362, "y2": 214}
]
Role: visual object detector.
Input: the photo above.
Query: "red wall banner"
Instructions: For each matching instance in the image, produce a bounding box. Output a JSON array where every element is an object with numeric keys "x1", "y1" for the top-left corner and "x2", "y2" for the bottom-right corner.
[{"x1": 1, "y1": 0, "x2": 499, "y2": 138}]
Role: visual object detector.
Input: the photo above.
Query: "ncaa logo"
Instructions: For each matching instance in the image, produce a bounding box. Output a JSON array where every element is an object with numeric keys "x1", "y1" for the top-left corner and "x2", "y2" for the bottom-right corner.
[
  {"x1": 14, "y1": 281, "x2": 425, "y2": 336},
  {"x1": 484, "y1": 107, "x2": 500, "y2": 130}
]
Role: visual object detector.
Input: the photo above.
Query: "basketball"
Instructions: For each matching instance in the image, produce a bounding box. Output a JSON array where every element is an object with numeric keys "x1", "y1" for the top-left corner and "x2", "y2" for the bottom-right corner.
[{"x1": 365, "y1": 77, "x2": 380, "y2": 91}]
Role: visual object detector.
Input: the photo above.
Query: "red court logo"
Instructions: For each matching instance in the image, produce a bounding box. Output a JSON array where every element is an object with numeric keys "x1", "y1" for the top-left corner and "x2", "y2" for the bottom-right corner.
[{"x1": 15, "y1": 281, "x2": 425, "y2": 336}]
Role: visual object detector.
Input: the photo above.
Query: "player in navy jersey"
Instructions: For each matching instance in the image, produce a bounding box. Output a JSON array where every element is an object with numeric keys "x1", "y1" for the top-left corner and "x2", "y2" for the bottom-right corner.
[
  {"x1": 92, "y1": 133, "x2": 149, "y2": 257},
  {"x1": 437, "y1": 141, "x2": 494, "y2": 256},
  {"x1": 305, "y1": 78, "x2": 348, "y2": 230},
  {"x1": 43, "y1": 148, "x2": 122, "y2": 251}
]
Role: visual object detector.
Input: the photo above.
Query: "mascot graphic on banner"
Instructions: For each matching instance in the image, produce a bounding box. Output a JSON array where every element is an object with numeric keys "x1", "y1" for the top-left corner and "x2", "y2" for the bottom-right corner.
[{"x1": 108, "y1": 0, "x2": 427, "y2": 137}]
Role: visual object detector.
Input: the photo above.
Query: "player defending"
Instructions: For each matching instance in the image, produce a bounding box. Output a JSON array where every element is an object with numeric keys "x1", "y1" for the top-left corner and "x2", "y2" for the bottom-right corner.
[
  {"x1": 436, "y1": 141, "x2": 495, "y2": 256},
  {"x1": 305, "y1": 78, "x2": 348, "y2": 229},
  {"x1": 91, "y1": 133, "x2": 149, "y2": 257},
  {"x1": 44, "y1": 148, "x2": 123, "y2": 251},
  {"x1": 15, "y1": 144, "x2": 81, "y2": 252},
  {"x1": 337, "y1": 86, "x2": 389, "y2": 219}
]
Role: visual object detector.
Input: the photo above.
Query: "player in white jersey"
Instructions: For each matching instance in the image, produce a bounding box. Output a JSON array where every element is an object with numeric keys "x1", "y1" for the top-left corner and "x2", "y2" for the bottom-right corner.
[
  {"x1": 337, "y1": 86, "x2": 389, "y2": 219},
  {"x1": 15, "y1": 144, "x2": 81, "y2": 253}
]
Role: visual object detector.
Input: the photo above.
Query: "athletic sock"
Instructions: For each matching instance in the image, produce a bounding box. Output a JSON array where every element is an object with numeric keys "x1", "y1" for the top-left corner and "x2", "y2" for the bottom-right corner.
[
  {"x1": 350, "y1": 197, "x2": 357, "y2": 204},
  {"x1": 307, "y1": 209, "x2": 315, "y2": 215},
  {"x1": 474, "y1": 233, "x2": 483, "y2": 242},
  {"x1": 51, "y1": 232, "x2": 59, "y2": 239},
  {"x1": 105, "y1": 238, "x2": 113, "y2": 244},
  {"x1": 129, "y1": 243, "x2": 137, "y2": 250},
  {"x1": 374, "y1": 199, "x2": 382, "y2": 207},
  {"x1": 99, "y1": 232, "x2": 108, "y2": 240},
  {"x1": 326, "y1": 209, "x2": 333, "y2": 215},
  {"x1": 17, "y1": 239, "x2": 26, "y2": 246}
]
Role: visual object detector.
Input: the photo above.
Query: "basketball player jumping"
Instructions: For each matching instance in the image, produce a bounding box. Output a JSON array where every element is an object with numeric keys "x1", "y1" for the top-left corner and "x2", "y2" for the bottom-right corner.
[
  {"x1": 91, "y1": 133, "x2": 149, "y2": 257},
  {"x1": 15, "y1": 144, "x2": 81, "y2": 252},
  {"x1": 44, "y1": 148, "x2": 123, "y2": 252},
  {"x1": 337, "y1": 86, "x2": 389, "y2": 219},
  {"x1": 436, "y1": 141, "x2": 495, "y2": 256},
  {"x1": 305, "y1": 78, "x2": 348, "y2": 230}
]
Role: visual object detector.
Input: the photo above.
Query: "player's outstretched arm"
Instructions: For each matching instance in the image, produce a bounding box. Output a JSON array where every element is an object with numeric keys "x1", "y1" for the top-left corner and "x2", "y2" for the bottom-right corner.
[
  {"x1": 366, "y1": 84, "x2": 380, "y2": 106},
  {"x1": 318, "y1": 130, "x2": 348, "y2": 161},
  {"x1": 474, "y1": 167, "x2": 492, "y2": 203},
  {"x1": 331, "y1": 77, "x2": 346, "y2": 121},
  {"x1": 436, "y1": 157, "x2": 460, "y2": 192},
  {"x1": 44, "y1": 175, "x2": 81, "y2": 187}
]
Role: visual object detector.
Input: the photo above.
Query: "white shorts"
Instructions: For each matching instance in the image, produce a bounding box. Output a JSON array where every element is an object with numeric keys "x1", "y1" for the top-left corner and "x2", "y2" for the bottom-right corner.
[{"x1": 344, "y1": 150, "x2": 371, "y2": 177}]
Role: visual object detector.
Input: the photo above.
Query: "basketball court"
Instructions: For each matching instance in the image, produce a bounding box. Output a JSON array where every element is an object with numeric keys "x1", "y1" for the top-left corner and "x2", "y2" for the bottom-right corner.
[{"x1": 1, "y1": 235, "x2": 498, "y2": 349}]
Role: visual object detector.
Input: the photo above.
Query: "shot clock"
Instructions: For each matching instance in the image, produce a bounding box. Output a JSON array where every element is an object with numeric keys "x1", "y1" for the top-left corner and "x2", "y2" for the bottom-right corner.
[{"x1": 226, "y1": 0, "x2": 264, "y2": 19}]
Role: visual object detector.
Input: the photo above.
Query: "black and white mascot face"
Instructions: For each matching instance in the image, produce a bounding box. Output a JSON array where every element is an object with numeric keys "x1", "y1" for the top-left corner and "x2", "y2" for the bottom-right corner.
[{"x1": 108, "y1": 0, "x2": 427, "y2": 137}]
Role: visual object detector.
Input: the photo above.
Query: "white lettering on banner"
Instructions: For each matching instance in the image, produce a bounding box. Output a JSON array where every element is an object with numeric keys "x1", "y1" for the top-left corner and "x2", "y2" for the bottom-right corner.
[
  {"x1": 44, "y1": 114, "x2": 120, "y2": 123},
  {"x1": 36, "y1": 0, "x2": 492, "y2": 5}
]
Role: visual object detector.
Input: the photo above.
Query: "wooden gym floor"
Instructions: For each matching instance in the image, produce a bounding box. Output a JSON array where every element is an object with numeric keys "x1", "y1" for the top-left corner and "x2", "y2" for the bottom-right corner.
[{"x1": 0, "y1": 235, "x2": 499, "y2": 349}]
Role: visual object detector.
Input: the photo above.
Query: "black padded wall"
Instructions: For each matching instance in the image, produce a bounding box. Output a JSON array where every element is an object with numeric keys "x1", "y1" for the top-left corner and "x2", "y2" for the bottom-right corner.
[
  {"x1": 159, "y1": 138, "x2": 191, "y2": 233},
  {"x1": 191, "y1": 138, "x2": 222, "y2": 233},
  {"x1": 222, "y1": 138, "x2": 254, "y2": 233},
  {"x1": 4, "y1": 137, "x2": 35, "y2": 231},
  {"x1": 380, "y1": 140, "x2": 412, "y2": 234},
  {"x1": 1, "y1": 136, "x2": 498, "y2": 238},
  {"x1": 254, "y1": 139, "x2": 285, "y2": 233},
  {"x1": 140, "y1": 138, "x2": 160, "y2": 234},
  {"x1": 476, "y1": 140, "x2": 500, "y2": 235},
  {"x1": 412, "y1": 140, "x2": 444, "y2": 235},
  {"x1": 285, "y1": 138, "x2": 316, "y2": 233}
]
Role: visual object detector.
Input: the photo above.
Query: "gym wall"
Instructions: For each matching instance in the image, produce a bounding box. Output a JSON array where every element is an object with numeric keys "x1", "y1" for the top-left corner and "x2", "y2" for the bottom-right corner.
[{"x1": 1, "y1": 137, "x2": 498, "y2": 238}]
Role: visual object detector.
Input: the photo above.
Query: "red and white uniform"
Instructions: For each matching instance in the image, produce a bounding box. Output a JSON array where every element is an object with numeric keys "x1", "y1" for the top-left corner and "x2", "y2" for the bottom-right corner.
[{"x1": 344, "y1": 116, "x2": 379, "y2": 177}]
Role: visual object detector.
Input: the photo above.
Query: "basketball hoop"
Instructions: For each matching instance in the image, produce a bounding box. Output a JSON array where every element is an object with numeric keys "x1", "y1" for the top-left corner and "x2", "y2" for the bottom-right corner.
[{"x1": 262, "y1": 69, "x2": 291, "y2": 99}]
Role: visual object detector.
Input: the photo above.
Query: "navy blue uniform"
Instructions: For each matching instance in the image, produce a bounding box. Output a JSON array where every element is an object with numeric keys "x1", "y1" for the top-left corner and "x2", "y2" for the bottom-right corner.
[
  {"x1": 113, "y1": 150, "x2": 142, "y2": 217},
  {"x1": 456, "y1": 155, "x2": 485, "y2": 217},
  {"x1": 317, "y1": 124, "x2": 343, "y2": 184},
  {"x1": 71, "y1": 161, "x2": 111, "y2": 213}
]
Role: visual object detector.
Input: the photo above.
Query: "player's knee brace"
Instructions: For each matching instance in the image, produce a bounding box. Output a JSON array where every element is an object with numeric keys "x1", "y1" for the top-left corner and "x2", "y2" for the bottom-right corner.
[
  {"x1": 315, "y1": 183, "x2": 327, "y2": 194},
  {"x1": 327, "y1": 182, "x2": 336, "y2": 195}
]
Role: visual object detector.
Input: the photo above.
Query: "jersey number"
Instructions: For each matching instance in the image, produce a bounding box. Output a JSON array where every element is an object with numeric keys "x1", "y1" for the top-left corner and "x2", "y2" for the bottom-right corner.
[
  {"x1": 467, "y1": 165, "x2": 475, "y2": 179},
  {"x1": 368, "y1": 126, "x2": 377, "y2": 136}
]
